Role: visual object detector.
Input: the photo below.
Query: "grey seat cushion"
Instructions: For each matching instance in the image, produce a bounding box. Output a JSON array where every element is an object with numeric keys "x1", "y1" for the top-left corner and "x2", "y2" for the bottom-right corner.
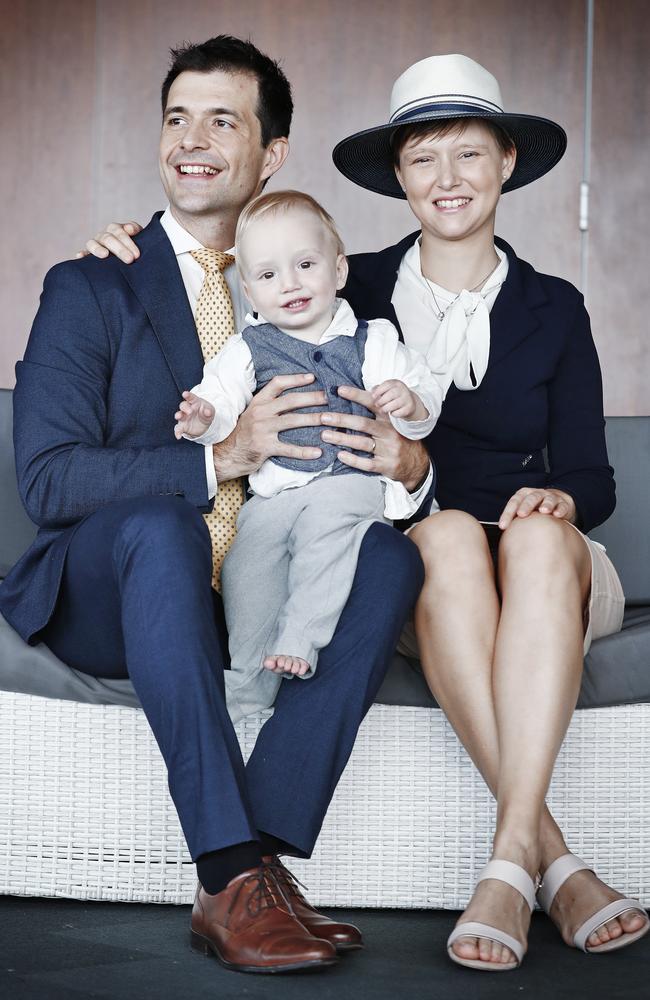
[
  {"x1": 1, "y1": 607, "x2": 649, "y2": 712},
  {"x1": 373, "y1": 607, "x2": 650, "y2": 710},
  {"x1": 1, "y1": 386, "x2": 648, "y2": 714},
  {"x1": 0, "y1": 392, "x2": 37, "y2": 577},
  {"x1": 0, "y1": 612, "x2": 140, "y2": 708},
  {"x1": 589, "y1": 417, "x2": 650, "y2": 604}
]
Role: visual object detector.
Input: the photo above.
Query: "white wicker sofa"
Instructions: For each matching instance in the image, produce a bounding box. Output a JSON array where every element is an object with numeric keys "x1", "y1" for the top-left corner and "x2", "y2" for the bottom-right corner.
[{"x1": 1, "y1": 388, "x2": 649, "y2": 909}]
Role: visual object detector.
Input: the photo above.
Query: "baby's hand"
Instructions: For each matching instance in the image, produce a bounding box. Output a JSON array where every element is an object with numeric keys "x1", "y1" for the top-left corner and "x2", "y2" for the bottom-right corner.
[
  {"x1": 371, "y1": 379, "x2": 427, "y2": 420},
  {"x1": 174, "y1": 391, "x2": 215, "y2": 439}
]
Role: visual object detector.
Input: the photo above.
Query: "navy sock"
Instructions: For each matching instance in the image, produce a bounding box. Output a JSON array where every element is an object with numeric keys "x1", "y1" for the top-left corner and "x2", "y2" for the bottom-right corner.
[
  {"x1": 258, "y1": 831, "x2": 299, "y2": 858},
  {"x1": 196, "y1": 841, "x2": 262, "y2": 895}
]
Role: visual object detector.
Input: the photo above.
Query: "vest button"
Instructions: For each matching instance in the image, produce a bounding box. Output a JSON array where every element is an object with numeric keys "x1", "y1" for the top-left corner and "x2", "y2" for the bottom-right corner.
[{"x1": 313, "y1": 350, "x2": 322, "y2": 362}]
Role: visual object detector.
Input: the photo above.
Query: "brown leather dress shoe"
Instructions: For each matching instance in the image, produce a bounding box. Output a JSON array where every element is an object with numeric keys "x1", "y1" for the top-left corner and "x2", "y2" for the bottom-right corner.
[
  {"x1": 264, "y1": 856, "x2": 364, "y2": 952},
  {"x1": 190, "y1": 865, "x2": 338, "y2": 974}
]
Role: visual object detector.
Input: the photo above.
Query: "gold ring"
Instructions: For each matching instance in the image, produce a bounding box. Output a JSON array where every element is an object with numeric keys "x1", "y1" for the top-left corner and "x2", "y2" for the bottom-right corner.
[{"x1": 370, "y1": 438, "x2": 376, "y2": 452}]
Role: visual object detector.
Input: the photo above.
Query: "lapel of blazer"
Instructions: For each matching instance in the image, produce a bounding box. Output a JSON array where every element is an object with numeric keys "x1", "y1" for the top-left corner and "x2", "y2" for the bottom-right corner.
[
  {"x1": 488, "y1": 237, "x2": 547, "y2": 368},
  {"x1": 118, "y1": 213, "x2": 204, "y2": 394},
  {"x1": 350, "y1": 232, "x2": 420, "y2": 337}
]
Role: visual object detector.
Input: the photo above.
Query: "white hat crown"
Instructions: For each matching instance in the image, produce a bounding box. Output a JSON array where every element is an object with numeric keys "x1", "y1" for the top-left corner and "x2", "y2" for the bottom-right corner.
[{"x1": 389, "y1": 54, "x2": 504, "y2": 124}]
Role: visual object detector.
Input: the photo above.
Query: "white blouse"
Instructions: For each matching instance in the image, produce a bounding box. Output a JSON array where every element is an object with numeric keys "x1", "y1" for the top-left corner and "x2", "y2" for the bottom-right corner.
[{"x1": 391, "y1": 236, "x2": 509, "y2": 397}]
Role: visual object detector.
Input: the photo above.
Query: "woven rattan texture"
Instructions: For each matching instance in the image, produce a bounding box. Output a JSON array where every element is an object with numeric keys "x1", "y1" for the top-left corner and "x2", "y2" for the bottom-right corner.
[{"x1": 1, "y1": 693, "x2": 648, "y2": 908}]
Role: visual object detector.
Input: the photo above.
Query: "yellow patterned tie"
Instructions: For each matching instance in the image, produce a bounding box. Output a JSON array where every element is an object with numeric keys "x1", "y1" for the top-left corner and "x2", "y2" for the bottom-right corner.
[{"x1": 190, "y1": 248, "x2": 246, "y2": 591}]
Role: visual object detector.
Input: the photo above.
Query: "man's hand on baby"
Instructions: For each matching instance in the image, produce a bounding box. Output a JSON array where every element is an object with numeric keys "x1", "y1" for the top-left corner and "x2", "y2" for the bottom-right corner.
[
  {"x1": 212, "y1": 374, "x2": 326, "y2": 482},
  {"x1": 371, "y1": 379, "x2": 426, "y2": 420},
  {"x1": 174, "y1": 391, "x2": 215, "y2": 439},
  {"x1": 263, "y1": 654, "x2": 310, "y2": 677},
  {"x1": 321, "y1": 385, "x2": 430, "y2": 491}
]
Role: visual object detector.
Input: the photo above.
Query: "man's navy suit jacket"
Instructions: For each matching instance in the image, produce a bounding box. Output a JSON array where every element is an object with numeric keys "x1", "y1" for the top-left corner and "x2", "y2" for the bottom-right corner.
[
  {"x1": 1, "y1": 214, "x2": 212, "y2": 642},
  {"x1": 343, "y1": 233, "x2": 615, "y2": 533}
]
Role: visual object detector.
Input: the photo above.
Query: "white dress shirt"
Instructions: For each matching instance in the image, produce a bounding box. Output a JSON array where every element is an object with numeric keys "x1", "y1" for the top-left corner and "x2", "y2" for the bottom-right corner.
[{"x1": 188, "y1": 298, "x2": 442, "y2": 520}]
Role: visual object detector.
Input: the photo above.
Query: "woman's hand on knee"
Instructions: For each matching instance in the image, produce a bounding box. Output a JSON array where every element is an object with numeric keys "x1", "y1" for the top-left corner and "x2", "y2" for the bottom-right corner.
[{"x1": 498, "y1": 487, "x2": 576, "y2": 530}]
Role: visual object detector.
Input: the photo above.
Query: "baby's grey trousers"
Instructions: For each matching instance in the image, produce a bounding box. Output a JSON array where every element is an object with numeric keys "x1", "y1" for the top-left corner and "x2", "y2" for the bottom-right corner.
[{"x1": 222, "y1": 473, "x2": 387, "y2": 721}]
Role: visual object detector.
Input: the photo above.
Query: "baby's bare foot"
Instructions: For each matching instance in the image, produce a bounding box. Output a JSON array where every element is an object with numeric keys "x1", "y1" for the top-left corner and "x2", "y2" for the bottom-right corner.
[{"x1": 263, "y1": 654, "x2": 310, "y2": 676}]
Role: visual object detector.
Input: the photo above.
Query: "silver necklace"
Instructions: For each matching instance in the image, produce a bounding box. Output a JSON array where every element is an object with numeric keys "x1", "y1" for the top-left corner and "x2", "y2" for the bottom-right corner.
[{"x1": 424, "y1": 255, "x2": 502, "y2": 321}]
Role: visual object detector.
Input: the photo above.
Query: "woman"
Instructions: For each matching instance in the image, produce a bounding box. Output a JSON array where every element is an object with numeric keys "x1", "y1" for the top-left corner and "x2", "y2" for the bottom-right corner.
[
  {"x1": 332, "y1": 53, "x2": 647, "y2": 970},
  {"x1": 82, "y1": 54, "x2": 648, "y2": 972}
]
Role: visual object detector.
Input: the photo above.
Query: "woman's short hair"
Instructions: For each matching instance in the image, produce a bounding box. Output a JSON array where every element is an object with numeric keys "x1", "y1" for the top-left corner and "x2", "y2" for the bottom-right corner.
[
  {"x1": 235, "y1": 190, "x2": 345, "y2": 263},
  {"x1": 391, "y1": 117, "x2": 516, "y2": 166}
]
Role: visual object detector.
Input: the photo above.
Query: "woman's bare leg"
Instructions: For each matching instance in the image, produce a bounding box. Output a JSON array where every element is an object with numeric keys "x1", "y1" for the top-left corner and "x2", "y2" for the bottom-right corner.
[{"x1": 410, "y1": 511, "x2": 644, "y2": 964}]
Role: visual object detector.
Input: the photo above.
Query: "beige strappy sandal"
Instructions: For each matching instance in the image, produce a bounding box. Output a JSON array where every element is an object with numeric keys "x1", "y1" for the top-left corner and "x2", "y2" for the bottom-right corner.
[
  {"x1": 537, "y1": 854, "x2": 650, "y2": 954},
  {"x1": 447, "y1": 860, "x2": 536, "y2": 972}
]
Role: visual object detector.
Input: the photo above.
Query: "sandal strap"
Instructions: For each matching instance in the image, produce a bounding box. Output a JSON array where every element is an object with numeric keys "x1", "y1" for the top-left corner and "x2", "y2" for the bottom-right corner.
[
  {"x1": 447, "y1": 921, "x2": 524, "y2": 965},
  {"x1": 537, "y1": 853, "x2": 590, "y2": 913},
  {"x1": 477, "y1": 860, "x2": 537, "y2": 912},
  {"x1": 574, "y1": 898, "x2": 648, "y2": 952}
]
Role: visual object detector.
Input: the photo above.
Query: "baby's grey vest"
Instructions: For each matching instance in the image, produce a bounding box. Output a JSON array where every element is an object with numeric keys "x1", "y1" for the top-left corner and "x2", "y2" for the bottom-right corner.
[{"x1": 241, "y1": 319, "x2": 375, "y2": 475}]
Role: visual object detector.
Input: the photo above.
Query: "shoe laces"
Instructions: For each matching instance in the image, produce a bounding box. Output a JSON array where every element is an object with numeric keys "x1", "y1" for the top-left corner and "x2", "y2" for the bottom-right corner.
[
  {"x1": 264, "y1": 857, "x2": 310, "y2": 905},
  {"x1": 227, "y1": 865, "x2": 287, "y2": 919}
]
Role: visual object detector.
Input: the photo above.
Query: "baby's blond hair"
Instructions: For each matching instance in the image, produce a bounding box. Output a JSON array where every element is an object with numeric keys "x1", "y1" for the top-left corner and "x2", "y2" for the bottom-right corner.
[{"x1": 235, "y1": 190, "x2": 345, "y2": 271}]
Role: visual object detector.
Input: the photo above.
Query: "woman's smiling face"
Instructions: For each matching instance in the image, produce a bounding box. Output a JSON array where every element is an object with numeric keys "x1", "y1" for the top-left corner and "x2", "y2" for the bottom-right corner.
[{"x1": 395, "y1": 120, "x2": 516, "y2": 244}]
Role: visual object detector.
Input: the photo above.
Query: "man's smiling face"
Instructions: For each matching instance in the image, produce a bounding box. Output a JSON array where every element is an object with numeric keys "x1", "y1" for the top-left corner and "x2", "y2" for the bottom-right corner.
[{"x1": 159, "y1": 69, "x2": 278, "y2": 224}]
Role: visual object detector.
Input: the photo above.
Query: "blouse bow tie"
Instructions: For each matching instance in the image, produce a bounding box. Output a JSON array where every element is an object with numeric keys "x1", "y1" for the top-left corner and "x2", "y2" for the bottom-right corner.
[{"x1": 430, "y1": 289, "x2": 491, "y2": 392}]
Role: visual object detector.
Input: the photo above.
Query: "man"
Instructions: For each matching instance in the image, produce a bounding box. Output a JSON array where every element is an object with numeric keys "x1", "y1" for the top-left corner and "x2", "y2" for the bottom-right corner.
[{"x1": 1, "y1": 36, "x2": 429, "y2": 974}]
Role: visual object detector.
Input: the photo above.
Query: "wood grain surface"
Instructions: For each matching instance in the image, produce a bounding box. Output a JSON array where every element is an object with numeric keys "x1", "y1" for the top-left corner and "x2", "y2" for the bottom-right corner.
[{"x1": 0, "y1": 0, "x2": 646, "y2": 415}]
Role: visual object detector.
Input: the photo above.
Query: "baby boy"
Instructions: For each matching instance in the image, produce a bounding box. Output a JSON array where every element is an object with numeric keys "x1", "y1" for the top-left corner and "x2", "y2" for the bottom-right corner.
[{"x1": 175, "y1": 190, "x2": 443, "y2": 720}]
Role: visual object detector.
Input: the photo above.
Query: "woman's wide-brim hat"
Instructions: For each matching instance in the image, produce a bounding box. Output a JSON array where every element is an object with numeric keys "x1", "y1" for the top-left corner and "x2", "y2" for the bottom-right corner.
[{"x1": 332, "y1": 54, "x2": 567, "y2": 198}]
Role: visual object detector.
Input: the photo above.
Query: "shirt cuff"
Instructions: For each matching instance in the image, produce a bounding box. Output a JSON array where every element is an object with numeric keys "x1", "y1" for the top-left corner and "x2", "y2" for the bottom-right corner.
[
  {"x1": 409, "y1": 461, "x2": 434, "y2": 509},
  {"x1": 389, "y1": 412, "x2": 435, "y2": 440},
  {"x1": 205, "y1": 444, "x2": 217, "y2": 500}
]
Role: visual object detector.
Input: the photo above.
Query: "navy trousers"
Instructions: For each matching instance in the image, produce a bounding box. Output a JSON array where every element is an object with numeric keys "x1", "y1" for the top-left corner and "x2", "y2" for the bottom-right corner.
[{"x1": 41, "y1": 496, "x2": 423, "y2": 861}]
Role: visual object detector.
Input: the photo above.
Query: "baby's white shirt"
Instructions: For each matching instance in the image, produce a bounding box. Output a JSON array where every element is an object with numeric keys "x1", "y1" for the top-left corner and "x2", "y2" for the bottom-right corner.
[{"x1": 187, "y1": 298, "x2": 443, "y2": 519}]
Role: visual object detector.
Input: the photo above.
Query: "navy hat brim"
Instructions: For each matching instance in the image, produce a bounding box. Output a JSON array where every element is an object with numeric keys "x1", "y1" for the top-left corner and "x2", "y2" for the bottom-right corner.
[{"x1": 332, "y1": 109, "x2": 567, "y2": 197}]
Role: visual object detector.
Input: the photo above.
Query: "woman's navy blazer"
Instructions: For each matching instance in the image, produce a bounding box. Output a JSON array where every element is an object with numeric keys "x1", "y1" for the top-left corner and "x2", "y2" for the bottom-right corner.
[{"x1": 342, "y1": 233, "x2": 615, "y2": 533}]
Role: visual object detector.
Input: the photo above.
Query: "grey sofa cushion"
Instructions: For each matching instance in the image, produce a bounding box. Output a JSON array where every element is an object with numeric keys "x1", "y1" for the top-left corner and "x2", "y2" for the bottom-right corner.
[
  {"x1": 1, "y1": 384, "x2": 648, "y2": 713},
  {"x1": 589, "y1": 417, "x2": 650, "y2": 604},
  {"x1": 0, "y1": 612, "x2": 140, "y2": 708},
  {"x1": 373, "y1": 607, "x2": 650, "y2": 711},
  {"x1": 0, "y1": 391, "x2": 37, "y2": 577},
  {"x1": 2, "y1": 607, "x2": 649, "y2": 712}
]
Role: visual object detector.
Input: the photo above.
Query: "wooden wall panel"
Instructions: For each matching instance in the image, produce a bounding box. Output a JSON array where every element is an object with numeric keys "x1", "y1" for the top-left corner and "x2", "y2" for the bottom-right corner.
[
  {"x1": 0, "y1": 0, "x2": 96, "y2": 387},
  {"x1": 1, "y1": 0, "x2": 646, "y2": 417},
  {"x1": 589, "y1": 0, "x2": 650, "y2": 415},
  {"x1": 89, "y1": 0, "x2": 585, "y2": 279}
]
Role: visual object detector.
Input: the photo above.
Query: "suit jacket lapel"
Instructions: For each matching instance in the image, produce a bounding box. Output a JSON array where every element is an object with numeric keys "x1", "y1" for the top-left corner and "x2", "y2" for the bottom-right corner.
[{"x1": 118, "y1": 214, "x2": 204, "y2": 393}]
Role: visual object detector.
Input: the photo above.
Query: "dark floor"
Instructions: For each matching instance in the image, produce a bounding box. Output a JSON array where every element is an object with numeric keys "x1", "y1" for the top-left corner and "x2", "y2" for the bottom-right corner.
[{"x1": 1, "y1": 897, "x2": 647, "y2": 1000}]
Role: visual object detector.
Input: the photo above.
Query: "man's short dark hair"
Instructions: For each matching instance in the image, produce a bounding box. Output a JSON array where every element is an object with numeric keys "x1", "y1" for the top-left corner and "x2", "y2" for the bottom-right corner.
[{"x1": 161, "y1": 35, "x2": 293, "y2": 147}]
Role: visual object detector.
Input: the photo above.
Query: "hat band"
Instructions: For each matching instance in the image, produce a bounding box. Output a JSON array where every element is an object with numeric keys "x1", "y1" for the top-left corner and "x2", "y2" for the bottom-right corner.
[{"x1": 390, "y1": 94, "x2": 503, "y2": 124}]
